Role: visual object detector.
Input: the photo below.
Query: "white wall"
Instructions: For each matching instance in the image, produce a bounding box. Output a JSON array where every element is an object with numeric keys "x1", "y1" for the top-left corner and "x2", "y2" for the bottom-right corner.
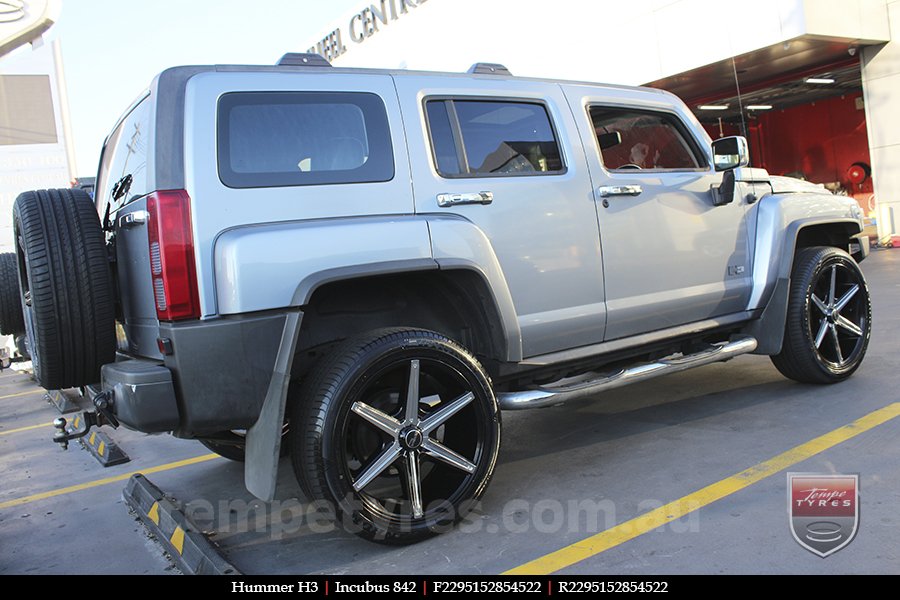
[
  {"x1": 862, "y1": 0, "x2": 900, "y2": 240},
  {"x1": 323, "y1": 0, "x2": 888, "y2": 84},
  {"x1": 0, "y1": 40, "x2": 75, "y2": 253}
]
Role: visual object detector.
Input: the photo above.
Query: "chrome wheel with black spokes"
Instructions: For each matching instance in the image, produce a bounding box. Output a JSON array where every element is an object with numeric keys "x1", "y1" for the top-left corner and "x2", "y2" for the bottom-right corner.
[
  {"x1": 292, "y1": 328, "x2": 500, "y2": 544},
  {"x1": 772, "y1": 246, "x2": 871, "y2": 383}
]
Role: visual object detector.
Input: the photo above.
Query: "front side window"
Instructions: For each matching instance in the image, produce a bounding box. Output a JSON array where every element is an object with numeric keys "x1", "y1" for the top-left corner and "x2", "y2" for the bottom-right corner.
[
  {"x1": 217, "y1": 91, "x2": 394, "y2": 188},
  {"x1": 425, "y1": 99, "x2": 564, "y2": 177},
  {"x1": 589, "y1": 107, "x2": 706, "y2": 171}
]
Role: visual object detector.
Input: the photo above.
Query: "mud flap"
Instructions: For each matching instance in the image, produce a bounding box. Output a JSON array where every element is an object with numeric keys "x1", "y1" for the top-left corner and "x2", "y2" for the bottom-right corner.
[{"x1": 244, "y1": 310, "x2": 302, "y2": 501}]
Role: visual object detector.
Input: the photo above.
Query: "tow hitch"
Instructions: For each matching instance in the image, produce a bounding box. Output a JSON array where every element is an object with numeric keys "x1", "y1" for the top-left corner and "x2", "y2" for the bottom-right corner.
[{"x1": 52, "y1": 391, "x2": 118, "y2": 450}]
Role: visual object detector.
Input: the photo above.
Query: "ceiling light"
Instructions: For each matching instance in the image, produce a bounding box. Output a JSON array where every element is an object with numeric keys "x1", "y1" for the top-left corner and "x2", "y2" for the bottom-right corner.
[
  {"x1": 747, "y1": 105, "x2": 773, "y2": 110},
  {"x1": 805, "y1": 77, "x2": 835, "y2": 84},
  {"x1": 698, "y1": 104, "x2": 729, "y2": 110}
]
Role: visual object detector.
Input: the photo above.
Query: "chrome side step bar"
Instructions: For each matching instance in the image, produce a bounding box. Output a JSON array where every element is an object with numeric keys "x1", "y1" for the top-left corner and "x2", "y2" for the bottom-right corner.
[{"x1": 498, "y1": 336, "x2": 758, "y2": 410}]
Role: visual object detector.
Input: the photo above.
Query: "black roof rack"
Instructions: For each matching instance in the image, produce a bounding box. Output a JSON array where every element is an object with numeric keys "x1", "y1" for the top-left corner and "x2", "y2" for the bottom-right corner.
[
  {"x1": 277, "y1": 53, "x2": 332, "y2": 67},
  {"x1": 468, "y1": 63, "x2": 511, "y2": 76}
]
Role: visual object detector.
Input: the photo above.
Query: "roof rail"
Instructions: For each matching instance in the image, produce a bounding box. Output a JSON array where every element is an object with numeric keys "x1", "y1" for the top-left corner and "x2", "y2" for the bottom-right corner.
[
  {"x1": 277, "y1": 53, "x2": 332, "y2": 67},
  {"x1": 468, "y1": 63, "x2": 511, "y2": 76}
]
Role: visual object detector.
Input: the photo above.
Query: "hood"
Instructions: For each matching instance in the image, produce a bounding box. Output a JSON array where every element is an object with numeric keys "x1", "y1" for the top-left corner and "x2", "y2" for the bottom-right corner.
[{"x1": 768, "y1": 175, "x2": 829, "y2": 195}]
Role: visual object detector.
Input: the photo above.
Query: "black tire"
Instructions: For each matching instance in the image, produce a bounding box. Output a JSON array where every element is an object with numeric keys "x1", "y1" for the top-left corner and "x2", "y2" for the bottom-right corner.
[
  {"x1": 771, "y1": 246, "x2": 871, "y2": 384},
  {"x1": 198, "y1": 425, "x2": 292, "y2": 462},
  {"x1": 13, "y1": 189, "x2": 116, "y2": 390},
  {"x1": 291, "y1": 328, "x2": 501, "y2": 545},
  {"x1": 0, "y1": 253, "x2": 25, "y2": 335},
  {"x1": 14, "y1": 334, "x2": 30, "y2": 360}
]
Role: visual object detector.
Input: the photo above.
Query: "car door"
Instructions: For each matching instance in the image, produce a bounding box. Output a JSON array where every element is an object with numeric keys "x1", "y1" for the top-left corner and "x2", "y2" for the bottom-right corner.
[
  {"x1": 563, "y1": 85, "x2": 755, "y2": 340},
  {"x1": 395, "y1": 77, "x2": 606, "y2": 357}
]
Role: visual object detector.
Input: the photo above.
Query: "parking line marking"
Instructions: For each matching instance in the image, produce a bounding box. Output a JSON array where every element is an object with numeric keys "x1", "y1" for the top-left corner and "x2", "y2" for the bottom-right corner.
[
  {"x1": 0, "y1": 389, "x2": 44, "y2": 401},
  {"x1": 0, "y1": 453, "x2": 220, "y2": 511},
  {"x1": 505, "y1": 402, "x2": 900, "y2": 575},
  {"x1": 0, "y1": 421, "x2": 53, "y2": 436}
]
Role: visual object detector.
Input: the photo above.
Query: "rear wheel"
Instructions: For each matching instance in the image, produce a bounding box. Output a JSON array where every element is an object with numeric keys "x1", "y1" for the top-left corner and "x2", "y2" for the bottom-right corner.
[
  {"x1": 771, "y1": 246, "x2": 871, "y2": 383},
  {"x1": 291, "y1": 328, "x2": 501, "y2": 544},
  {"x1": 13, "y1": 189, "x2": 116, "y2": 390}
]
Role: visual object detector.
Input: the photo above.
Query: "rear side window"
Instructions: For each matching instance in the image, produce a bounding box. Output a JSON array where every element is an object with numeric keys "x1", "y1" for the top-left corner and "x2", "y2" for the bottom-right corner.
[
  {"x1": 425, "y1": 99, "x2": 564, "y2": 177},
  {"x1": 96, "y1": 94, "x2": 151, "y2": 212},
  {"x1": 217, "y1": 92, "x2": 394, "y2": 188}
]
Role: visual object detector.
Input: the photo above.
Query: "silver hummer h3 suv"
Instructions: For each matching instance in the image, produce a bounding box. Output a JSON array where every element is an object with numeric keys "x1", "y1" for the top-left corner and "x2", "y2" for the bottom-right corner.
[{"x1": 13, "y1": 55, "x2": 871, "y2": 544}]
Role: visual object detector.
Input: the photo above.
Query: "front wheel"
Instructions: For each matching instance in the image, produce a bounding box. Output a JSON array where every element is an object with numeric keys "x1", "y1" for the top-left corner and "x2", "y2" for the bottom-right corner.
[
  {"x1": 771, "y1": 246, "x2": 871, "y2": 383},
  {"x1": 291, "y1": 328, "x2": 501, "y2": 545}
]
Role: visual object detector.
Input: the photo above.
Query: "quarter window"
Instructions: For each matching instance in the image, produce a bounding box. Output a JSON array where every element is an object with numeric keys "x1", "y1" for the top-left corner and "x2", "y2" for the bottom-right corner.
[
  {"x1": 217, "y1": 92, "x2": 394, "y2": 188},
  {"x1": 425, "y1": 99, "x2": 564, "y2": 177},
  {"x1": 589, "y1": 107, "x2": 706, "y2": 171}
]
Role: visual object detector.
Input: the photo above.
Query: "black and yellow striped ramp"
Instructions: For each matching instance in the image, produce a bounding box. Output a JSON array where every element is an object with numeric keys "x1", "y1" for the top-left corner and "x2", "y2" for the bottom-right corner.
[
  {"x1": 123, "y1": 474, "x2": 240, "y2": 575},
  {"x1": 76, "y1": 423, "x2": 129, "y2": 467}
]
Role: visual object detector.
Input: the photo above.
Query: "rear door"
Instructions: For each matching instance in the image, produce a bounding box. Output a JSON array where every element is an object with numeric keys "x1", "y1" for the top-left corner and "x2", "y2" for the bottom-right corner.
[
  {"x1": 395, "y1": 76, "x2": 607, "y2": 357},
  {"x1": 563, "y1": 85, "x2": 755, "y2": 340},
  {"x1": 95, "y1": 94, "x2": 158, "y2": 358}
]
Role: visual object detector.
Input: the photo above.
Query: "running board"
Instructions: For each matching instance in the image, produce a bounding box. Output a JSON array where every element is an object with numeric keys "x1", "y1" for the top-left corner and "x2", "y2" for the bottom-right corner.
[{"x1": 498, "y1": 336, "x2": 758, "y2": 410}]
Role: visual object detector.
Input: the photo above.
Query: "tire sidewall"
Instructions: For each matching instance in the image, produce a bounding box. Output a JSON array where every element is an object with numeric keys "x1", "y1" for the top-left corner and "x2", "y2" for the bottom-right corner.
[
  {"x1": 12, "y1": 210, "x2": 43, "y2": 382},
  {"x1": 318, "y1": 334, "x2": 500, "y2": 542}
]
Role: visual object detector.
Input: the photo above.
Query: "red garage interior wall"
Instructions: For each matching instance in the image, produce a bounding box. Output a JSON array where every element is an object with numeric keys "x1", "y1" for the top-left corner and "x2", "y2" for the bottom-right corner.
[{"x1": 701, "y1": 93, "x2": 873, "y2": 194}]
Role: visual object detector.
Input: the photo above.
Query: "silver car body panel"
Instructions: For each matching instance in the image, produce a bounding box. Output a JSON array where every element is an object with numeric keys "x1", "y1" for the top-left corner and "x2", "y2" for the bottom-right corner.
[{"x1": 394, "y1": 75, "x2": 608, "y2": 358}]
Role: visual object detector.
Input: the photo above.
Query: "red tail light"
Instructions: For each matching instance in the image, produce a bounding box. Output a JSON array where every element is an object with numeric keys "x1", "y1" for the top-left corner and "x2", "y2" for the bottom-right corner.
[{"x1": 146, "y1": 190, "x2": 200, "y2": 321}]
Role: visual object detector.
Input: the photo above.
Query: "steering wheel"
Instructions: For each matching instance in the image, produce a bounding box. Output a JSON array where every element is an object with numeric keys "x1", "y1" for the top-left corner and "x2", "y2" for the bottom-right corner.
[{"x1": 617, "y1": 163, "x2": 642, "y2": 170}]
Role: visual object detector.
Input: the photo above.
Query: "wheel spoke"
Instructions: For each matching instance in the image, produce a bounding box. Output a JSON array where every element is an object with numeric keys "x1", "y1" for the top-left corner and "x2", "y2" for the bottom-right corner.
[
  {"x1": 351, "y1": 401, "x2": 401, "y2": 437},
  {"x1": 834, "y1": 284, "x2": 860, "y2": 312},
  {"x1": 814, "y1": 320, "x2": 829, "y2": 349},
  {"x1": 420, "y1": 391, "x2": 475, "y2": 434},
  {"x1": 404, "y1": 359, "x2": 420, "y2": 425},
  {"x1": 830, "y1": 324, "x2": 844, "y2": 364},
  {"x1": 352, "y1": 441, "x2": 402, "y2": 492},
  {"x1": 835, "y1": 315, "x2": 863, "y2": 337},
  {"x1": 422, "y1": 439, "x2": 477, "y2": 474},
  {"x1": 811, "y1": 294, "x2": 828, "y2": 315},
  {"x1": 404, "y1": 451, "x2": 424, "y2": 518},
  {"x1": 828, "y1": 265, "x2": 837, "y2": 305}
]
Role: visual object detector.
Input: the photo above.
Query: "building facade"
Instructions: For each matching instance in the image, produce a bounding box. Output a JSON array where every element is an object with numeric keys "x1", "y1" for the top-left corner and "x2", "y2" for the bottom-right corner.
[{"x1": 306, "y1": 0, "x2": 897, "y2": 242}]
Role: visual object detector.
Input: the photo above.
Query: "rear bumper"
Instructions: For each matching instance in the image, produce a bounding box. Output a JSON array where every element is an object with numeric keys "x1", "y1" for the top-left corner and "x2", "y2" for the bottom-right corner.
[{"x1": 103, "y1": 310, "x2": 299, "y2": 436}]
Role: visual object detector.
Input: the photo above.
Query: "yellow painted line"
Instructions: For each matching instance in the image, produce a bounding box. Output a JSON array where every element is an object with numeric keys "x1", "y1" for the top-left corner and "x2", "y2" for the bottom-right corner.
[
  {"x1": 0, "y1": 389, "x2": 44, "y2": 401},
  {"x1": 88, "y1": 432, "x2": 96, "y2": 446},
  {"x1": 147, "y1": 501, "x2": 160, "y2": 525},
  {"x1": 170, "y1": 526, "x2": 185, "y2": 554},
  {"x1": 506, "y1": 402, "x2": 900, "y2": 575},
  {"x1": 0, "y1": 421, "x2": 53, "y2": 436},
  {"x1": 97, "y1": 440, "x2": 105, "y2": 456},
  {"x1": 0, "y1": 453, "x2": 220, "y2": 511}
]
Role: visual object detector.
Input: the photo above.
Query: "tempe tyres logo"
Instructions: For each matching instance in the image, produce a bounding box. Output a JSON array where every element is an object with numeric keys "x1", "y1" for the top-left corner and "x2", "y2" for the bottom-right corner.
[{"x1": 788, "y1": 473, "x2": 859, "y2": 557}]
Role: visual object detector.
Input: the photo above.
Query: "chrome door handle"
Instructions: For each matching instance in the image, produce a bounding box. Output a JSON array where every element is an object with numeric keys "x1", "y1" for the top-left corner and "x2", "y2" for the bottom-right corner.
[
  {"x1": 436, "y1": 191, "x2": 494, "y2": 207},
  {"x1": 597, "y1": 185, "x2": 642, "y2": 197},
  {"x1": 118, "y1": 210, "x2": 149, "y2": 228}
]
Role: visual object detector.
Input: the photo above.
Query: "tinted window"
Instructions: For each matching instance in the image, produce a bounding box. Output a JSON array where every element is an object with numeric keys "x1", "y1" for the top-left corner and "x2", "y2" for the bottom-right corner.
[
  {"x1": 589, "y1": 107, "x2": 706, "y2": 171},
  {"x1": 218, "y1": 92, "x2": 393, "y2": 188},
  {"x1": 96, "y1": 94, "x2": 151, "y2": 213},
  {"x1": 425, "y1": 99, "x2": 563, "y2": 177}
]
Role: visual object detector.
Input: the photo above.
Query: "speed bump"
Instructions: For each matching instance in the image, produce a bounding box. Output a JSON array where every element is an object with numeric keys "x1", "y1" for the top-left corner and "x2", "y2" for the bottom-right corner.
[{"x1": 123, "y1": 474, "x2": 240, "y2": 575}]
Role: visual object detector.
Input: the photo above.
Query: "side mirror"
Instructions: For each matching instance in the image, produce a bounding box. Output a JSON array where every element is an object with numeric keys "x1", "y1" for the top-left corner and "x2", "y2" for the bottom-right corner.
[{"x1": 712, "y1": 136, "x2": 750, "y2": 172}]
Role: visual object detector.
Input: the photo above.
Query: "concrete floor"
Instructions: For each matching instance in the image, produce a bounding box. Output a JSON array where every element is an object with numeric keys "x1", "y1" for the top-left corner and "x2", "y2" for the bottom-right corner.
[{"x1": 1, "y1": 249, "x2": 898, "y2": 575}]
